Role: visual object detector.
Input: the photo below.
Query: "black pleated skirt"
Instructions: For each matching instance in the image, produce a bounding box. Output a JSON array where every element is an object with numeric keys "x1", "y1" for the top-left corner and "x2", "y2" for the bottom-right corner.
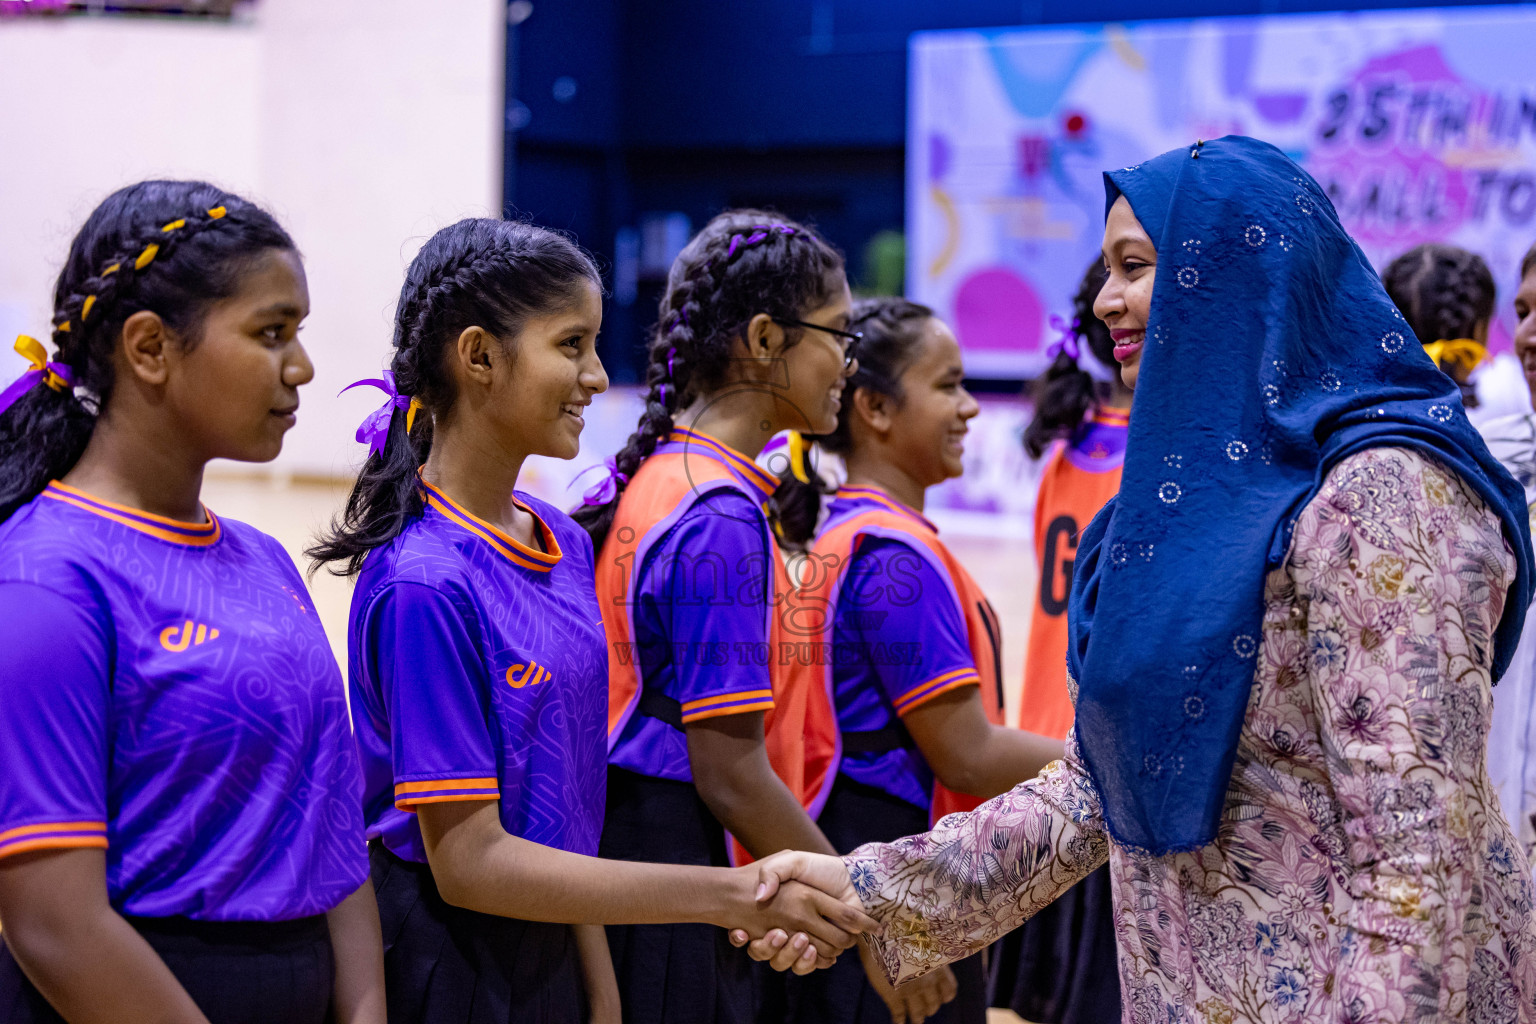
[
  {"x1": 0, "y1": 912, "x2": 333, "y2": 1024},
  {"x1": 599, "y1": 766, "x2": 759, "y2": 1024},
  {"x1": 780, "y1": 773, "x2": 988, "y2": 1024},
  {"x1": 371, "y1": 842, "x2": 584, "y2": 1024},
  {"x1": 987, "y1": 862, "x2": 1122, "y2": 1024}
]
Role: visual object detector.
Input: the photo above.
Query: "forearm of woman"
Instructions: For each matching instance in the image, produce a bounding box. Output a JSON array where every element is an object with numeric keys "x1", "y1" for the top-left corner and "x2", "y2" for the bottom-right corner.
[
  {"x1": 903, "y1": 687, "x2": 1065, "y2": 800},
  {"x1": 417, "y1": 800, "x2": 866, "y2": 950},
  {"x1": 325, "y1": 880, "x2": 386, "y2": 1024},
  {"x1": 573, "y1": 924, "x2": 620, "y2": 1024},
  {"x1": 845, "y1": 728, "x2": 1108, "y2": 986},
  {"x1": 0, "y1": 848, "x2": 209, "y2": 1024},
  {"x1": 686, "y1": 711, "x2": 838, "y2": 858}
]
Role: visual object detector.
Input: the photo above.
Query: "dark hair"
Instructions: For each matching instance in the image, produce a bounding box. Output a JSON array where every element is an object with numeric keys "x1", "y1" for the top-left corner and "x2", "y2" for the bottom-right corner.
[
  {"x1": 0, "y1": 180, "x2": 294, "y2": 523},
  {"x1": 572, "y1": 209, "x2": 845, "y2": 549},
  {"x1": 308, "y1": 218, "x2": 600, "y2": 577},
  {"x1": 1383, "y1": 243, "x2": 1495, "y2": 405},
  {"x1": 775, "y1": 297, "x2": 934, "y2": 548},
  {"x1": 1022, "y1": 260, "x2": 1114, "y2": 459}
]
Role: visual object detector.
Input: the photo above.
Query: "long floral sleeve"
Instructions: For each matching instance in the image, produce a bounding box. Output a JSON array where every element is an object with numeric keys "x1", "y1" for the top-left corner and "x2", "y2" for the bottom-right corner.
[
  {"x1": 843, "y1": 731, "x2": 1109, "y2": 986},
  {"x1": 1292, "y1": 451, "x2": 1522, "y2": 1020}
]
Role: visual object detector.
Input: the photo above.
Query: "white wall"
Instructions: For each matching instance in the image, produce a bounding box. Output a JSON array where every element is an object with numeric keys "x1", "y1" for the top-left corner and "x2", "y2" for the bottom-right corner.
[{"x1": 0, "y1": 0, "x2": 505, "y2": 477}]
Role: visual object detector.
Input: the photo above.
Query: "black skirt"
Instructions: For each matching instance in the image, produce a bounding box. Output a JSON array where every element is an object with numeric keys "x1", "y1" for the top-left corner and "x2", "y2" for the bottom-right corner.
[
  {"x1": 987, "y1": 862, "x2": 1122, "y2": 1024},
  {"x1": 0, "y1": 912, "x2": 333, "y2": 1024},
  {"x1": 371, "y1": 841, "x2": 584, "y2": 1024},
  {"x1": 781, "y1": 773, "x2": 987, "y2": 1024},
  {"x1": 599, "y1": 766, "x2": 759, "y2": 1024}
]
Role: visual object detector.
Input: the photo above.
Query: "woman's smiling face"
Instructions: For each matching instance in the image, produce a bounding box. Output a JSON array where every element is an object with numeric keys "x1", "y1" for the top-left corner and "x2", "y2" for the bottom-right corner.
[{"x1": 1094, "y1": 195, "x2": 1157, "y2": 389}]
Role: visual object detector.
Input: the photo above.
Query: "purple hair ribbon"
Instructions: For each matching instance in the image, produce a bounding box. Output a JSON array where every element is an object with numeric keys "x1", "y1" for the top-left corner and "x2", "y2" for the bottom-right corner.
[
  {"x1": 1045, "y1": 314, "x2": 1082, "y2": 361},
  {"x1": 657, "y1": 383, "x2": 669, "y2": 408},
  {"x1": 0, "y1": 335, "x2": 75, "y2": 417},
  {"x1": 339, "y1": 372, "x2": 418, "y2": 457},
  {"x1": 666, "y1": 347, "x2": 676, "y2": 378},
  {"x1": 724, "y1": 224, "x2": 796, "y2": 260},
  {"x1": 572, "y1": 458, "x2": 628, "y2": 506}
]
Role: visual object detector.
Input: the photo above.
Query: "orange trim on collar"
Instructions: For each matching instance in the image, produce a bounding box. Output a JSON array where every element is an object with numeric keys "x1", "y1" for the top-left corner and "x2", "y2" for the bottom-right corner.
[
  {"x1": 421, "y1": 481, "x2": 562, "y2": 573},
  {"x1": 669, "y1": 426, "x2": 779, "y2": 495},
  {"x1": 42, "y1": 482, "x2": 221, "y2": 547},
  {"x1": 1091, "y1": 406, "x2": 1131, "y2": 427},
  {"x1": 833, "y1": 485, "x2": 938, "y2": 534}
]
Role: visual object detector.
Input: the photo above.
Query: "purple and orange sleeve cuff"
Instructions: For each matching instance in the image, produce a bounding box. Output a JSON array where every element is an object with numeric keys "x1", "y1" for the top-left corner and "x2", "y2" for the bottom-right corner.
[
  {"x1": 393, "y1": 776, "x2": 500, "y2": 811},
  {"x1": 0, "y1": 820, "x2": 108, "y2": 860},
  {"x1": 680, "y1": 689, "x2": 775, "y2": 724},
  {"x1": 893, "y1": 668, "x2": 981, "y2": 716}
]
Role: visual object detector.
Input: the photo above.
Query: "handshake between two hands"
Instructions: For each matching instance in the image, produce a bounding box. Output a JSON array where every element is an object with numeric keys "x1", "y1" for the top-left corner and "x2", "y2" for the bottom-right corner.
[{"x1": 724, "y1": 850, "x2": 877, "y2": 975}]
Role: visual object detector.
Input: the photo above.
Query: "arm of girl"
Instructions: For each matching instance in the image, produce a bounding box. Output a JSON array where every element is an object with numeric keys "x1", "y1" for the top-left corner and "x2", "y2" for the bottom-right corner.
[
  {"x1": 573, "y1": 925, "x2": 620, "y2": 1024},
  {"x1": 901, "y1": 688, "x2": 1063, "y2": 799},
  {"x1": 325, "y1": 879, "x2": 386, "y2": 1024},
  {"x1": 686, "y1": 710, "x2": 840, "y2": 858},
  {"x1": 0, "y1": 849, "x2": 209, "y2": 1024},
  {"x1": 416, "y1": 799, "x2": 872, "y2": 956}
]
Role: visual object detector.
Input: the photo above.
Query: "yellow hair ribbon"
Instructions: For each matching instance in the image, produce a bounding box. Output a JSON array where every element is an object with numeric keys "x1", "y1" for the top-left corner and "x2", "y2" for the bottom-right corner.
[
  {"x1": 101, "y1": 262, "x2": 121, "y2": 277},
  {"x1": 14, "y1": 335, "x2": 70, "y2": 391},
  {"x1": 135, "y1": 243, "x2": 159, "y2": 270},
  {"x1": 1423, "y1": 338, "x2": 1487, "y2": 376},
  {"x1": 206, "y1": 206, "x2": 227, "y2": 219},
  {"x1": 406, "y1": 397, "x2": 424, "y2": 433},
  {"x1": 161, "y1": 218, "x2": 187, "y2": 233},
  {"x1": 56, "y1": 321, "x2": 70, "y2": 333},
  {"x1": 80, "y1": 295, "x2": 96, "y2": 320},
  {"x1": 786, "y1": 430, "x2": 812, "y2": 485}
]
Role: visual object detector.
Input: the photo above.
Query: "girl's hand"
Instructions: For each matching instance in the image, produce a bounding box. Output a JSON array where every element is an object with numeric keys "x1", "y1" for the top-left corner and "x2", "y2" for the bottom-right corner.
[
  {"x1": 725, "y1": 850, "x2": 877, "y2": 973},
  {"x1": 720, "y1": 853, "x2": 874, "y2": 964}
]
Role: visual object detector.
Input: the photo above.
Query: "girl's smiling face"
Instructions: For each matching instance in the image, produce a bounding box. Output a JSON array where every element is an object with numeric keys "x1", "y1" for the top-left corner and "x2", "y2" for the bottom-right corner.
[
  {"x1": 491, "y1": 277, "x2": 608, "y2": 461},
  {"x1": 1094, "y1": 195, "x2": 1157, "y2": 389}
]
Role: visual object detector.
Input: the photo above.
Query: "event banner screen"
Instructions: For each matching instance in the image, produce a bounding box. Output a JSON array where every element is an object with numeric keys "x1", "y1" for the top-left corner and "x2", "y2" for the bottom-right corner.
[{"x1": 909, "y1": 6, "x2": 1536, "y2": 378}]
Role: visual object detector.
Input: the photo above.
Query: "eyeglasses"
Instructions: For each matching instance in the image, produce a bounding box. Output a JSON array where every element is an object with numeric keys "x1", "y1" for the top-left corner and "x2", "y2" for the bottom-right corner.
[{"x1": 772, "y1": 317, "x2": 862, "y2": 368}]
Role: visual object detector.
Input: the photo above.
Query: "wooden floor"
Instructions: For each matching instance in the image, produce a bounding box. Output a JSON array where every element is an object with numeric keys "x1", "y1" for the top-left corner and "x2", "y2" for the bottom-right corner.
[{"x1": 202, "y1": 472, "x2": 1042, "y2": 721}]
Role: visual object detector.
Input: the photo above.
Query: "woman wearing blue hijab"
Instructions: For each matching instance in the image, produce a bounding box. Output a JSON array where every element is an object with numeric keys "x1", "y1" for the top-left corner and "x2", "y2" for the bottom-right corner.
[{"x1": 742, "y1": 137, "x2": 1536, "y2": 1022}]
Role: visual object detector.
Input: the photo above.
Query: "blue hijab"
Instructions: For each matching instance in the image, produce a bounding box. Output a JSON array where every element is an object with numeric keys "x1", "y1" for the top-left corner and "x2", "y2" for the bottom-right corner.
[{"x1": 1066, "y1": 136, "x2": 1534, "y2": 855}]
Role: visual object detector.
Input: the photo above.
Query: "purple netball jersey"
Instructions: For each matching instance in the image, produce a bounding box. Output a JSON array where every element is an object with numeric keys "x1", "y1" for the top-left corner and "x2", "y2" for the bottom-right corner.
[
  {"x1": 349, "y1": 483, "x2": 608, "y2": 864},
  {"x1": 0, "y1": 483, "x2": 368, "y2": 920}
]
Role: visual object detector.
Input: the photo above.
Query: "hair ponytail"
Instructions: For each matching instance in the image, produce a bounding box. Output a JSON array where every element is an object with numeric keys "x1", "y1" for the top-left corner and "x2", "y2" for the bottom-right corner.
[
  {"x1": 572, "y1": 209, "x2": 845, "y2": 549},
  {"x1": 1023, "y1": 259, "x2": 1114, "y2": 459},
  {"x1": 309, "y1": 218, "x2": 600, "y2": 577},
  {"x1": 0, "y1": 180, "x2": 292, "y2": 523}
]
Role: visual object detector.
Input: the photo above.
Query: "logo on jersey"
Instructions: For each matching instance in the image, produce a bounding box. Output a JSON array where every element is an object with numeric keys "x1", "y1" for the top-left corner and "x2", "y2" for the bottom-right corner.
[
  {"x1": 505, "y1": 660, "x2": 552, "y2": 689},
  {"x1": 159, "y1": 619, "x2": 221, "y2": 652}
]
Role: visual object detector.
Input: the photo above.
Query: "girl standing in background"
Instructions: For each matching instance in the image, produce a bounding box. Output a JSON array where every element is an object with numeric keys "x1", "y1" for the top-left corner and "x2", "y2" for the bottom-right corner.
[
  {"x1": 1383, "y1": 242, "x2": 1496, "y2": 412},
  {"x1": 775, "y1": 297, "x2": 1061, "y2": 1024},
  {"x1": 310, "y1": 218, "x2": 869, "y2": 1024},
  {"x1": 573, "y1": 210, "x2": 864, "y2": 1024},
  {"x1": 0, "y1": 180, "x2": 382, "y2": 1024}
]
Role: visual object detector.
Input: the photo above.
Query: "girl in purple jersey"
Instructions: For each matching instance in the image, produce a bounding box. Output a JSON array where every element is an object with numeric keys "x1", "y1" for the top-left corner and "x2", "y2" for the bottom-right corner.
[
  {"x1": 309, "y1": 219, "x2": 872, "y2": 1024},
  {"x1": 571, "y1": 210, "x2": 884, "y2": 1024},
  {"x1": 0, "y1": 182, "x2": 384, "y2": 1024}
]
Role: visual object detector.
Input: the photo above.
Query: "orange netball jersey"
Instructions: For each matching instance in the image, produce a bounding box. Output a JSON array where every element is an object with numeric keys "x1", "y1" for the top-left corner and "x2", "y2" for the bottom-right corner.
[
  {"x1": 794, "y1": 486, "x2": 1006, "y2": 824},
  {"x1": 1019, "y1": 406, "x2": 1128, "y2": 739}
]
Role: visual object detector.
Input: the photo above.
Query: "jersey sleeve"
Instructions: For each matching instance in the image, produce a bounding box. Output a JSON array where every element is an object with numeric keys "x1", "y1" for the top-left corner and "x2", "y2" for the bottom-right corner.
[
  {"x1": 364, "y1": 582, "x2": 501, "y2": 811},
  {"x1": 0, "y1": 582, "x2": 111, "y2": 859},
  {"x1": 651, "y1": 490, "x2": 777, "y2": 724},
  {"x1": 842, "y1": 537, "x2": 980, "y2": 715}
]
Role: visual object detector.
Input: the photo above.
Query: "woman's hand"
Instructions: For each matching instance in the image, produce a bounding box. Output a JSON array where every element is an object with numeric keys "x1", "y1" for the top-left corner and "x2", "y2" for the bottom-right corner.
[
  {"x1": 725, "y1": 850, "x2": 878, "y2": 974},
  {"x1": 861, "y1": 948, "x2": 956, "y2": 1024}
]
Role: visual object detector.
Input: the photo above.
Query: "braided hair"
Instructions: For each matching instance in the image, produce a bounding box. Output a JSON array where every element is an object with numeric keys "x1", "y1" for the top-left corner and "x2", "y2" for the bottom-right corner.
[
  {"x1": 308, "y1": 218, "x2": 600, "y2": 577},
  {"x1": 1022, "y1": 259, "x2": 1117, "y2": 459},
  {"x1": 775, "y1": 297, "x2": 934, "y2": 548},
  {"x1": 572, "y1": 209, "x2": 844, "y2": 549},
  {"x1": 0, "y1": 180, "x2": 293, "y2": 523},
  {"x1": 1383, "y1": 243, "x2": 1495, "y2": 406}
]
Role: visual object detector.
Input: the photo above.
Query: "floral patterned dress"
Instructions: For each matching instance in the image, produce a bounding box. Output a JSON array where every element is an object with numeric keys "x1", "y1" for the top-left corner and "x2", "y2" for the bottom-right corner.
[{"x1": 846, "y1": 449, "x2": 1536, "y2": 1023}]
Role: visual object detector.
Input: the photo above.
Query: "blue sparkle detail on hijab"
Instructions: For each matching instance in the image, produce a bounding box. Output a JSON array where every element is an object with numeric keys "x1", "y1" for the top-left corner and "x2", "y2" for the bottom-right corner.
[{"x1": 1066, "y1": 135, "x2": 1533, "y2": 856}]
